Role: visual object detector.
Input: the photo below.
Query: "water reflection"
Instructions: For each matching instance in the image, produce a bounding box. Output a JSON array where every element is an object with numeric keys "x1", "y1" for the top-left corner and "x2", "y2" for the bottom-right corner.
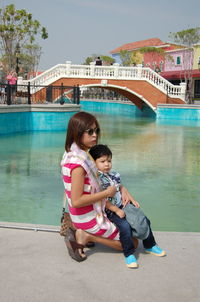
[{"x1": 0, "y1": 114, "x2": 200, "y2": 231}]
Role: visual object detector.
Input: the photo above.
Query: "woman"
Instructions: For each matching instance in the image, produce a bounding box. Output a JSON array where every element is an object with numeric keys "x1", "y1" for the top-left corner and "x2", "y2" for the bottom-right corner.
[{"x1": 61, "y1": 111, "x2": 138, "y2": 267}]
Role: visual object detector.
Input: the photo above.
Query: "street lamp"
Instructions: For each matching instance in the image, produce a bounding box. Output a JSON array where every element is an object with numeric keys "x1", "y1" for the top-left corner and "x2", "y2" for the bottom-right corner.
[{"x1": 15, "y1": 43, "x2": 20, "y2": 76}]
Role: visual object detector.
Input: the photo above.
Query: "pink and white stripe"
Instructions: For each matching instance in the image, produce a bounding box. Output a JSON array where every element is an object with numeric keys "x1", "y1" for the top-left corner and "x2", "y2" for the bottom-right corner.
[{"x1": 62, "y1": 162, "x2": 119, "y2": 240}]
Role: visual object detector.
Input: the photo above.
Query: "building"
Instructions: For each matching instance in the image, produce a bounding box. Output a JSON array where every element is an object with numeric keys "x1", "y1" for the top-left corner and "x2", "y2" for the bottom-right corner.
[
  {"x1": 110, "y1": 38, "x2": 176, "y2": 67},
  {"x1": 111, "y1": 38, "x2": 200, "y2": 101},
  {"x1": 161, "y1": 48, "x2": 194, "y2": 84},
  {"x1": 160, "y1": 45, "x2": 200, "y2": 100},
  {"x1": 192, "y1": 45, "x2": 200, "y2": 99}
]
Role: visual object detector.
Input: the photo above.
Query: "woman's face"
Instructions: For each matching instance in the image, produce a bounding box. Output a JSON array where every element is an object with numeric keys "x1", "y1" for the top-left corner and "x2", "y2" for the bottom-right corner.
[{"x1": 81, "y1": 123, "x2": 99, "y2": 150}]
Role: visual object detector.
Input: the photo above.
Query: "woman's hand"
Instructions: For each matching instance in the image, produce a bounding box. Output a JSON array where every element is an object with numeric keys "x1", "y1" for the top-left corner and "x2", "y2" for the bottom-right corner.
[
  {"x1": 115, "y1": 208, "x2": 125, "y2": 218},
  {"x1": 106, "y1": 185, "x2": 117, "y2": 198},
  {"x1": 71, "y1": 167, "x2": 117, "y2": 207}
]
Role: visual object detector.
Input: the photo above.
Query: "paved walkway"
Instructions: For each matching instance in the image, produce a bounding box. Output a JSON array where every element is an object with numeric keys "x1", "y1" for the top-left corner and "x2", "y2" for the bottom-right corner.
[{"x1": 0, "y1": 222, "x2": 199, "y2": 302}]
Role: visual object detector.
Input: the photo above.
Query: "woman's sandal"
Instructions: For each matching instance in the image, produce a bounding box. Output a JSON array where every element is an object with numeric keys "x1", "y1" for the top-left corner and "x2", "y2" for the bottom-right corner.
[{"x1": 64, "y1": 227, "x2": 87, "y2": 262}]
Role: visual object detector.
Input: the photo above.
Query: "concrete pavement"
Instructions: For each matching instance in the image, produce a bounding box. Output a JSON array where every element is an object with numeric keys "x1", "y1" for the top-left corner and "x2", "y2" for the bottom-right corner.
[{"x1": 0, "y1": 222, "x2": 199, "y2": 302}]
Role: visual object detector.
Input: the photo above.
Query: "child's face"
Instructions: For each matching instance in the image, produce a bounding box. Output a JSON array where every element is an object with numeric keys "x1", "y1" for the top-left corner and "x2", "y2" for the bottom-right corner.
[{"x1": 95, "y1": 155, "x2": 112, "y2": 173}]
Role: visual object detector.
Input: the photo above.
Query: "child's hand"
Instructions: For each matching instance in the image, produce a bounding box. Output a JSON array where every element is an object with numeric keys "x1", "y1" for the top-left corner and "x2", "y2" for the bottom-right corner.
[
  {"x1": 121, "y1": 186, "x2": 140, "y2": 208},
  {"x1": 106, "y1": 185, "x2": 116, "y2": 197},
  {"x1": 131, "y1": 200, "x2": 140, "y2": 208},
  {"x1": 115, "y1": 208, "x2": 125, "y2": 218},
  {"x1": 121, "y1": 186, "x2": 130, "y2": 206}
]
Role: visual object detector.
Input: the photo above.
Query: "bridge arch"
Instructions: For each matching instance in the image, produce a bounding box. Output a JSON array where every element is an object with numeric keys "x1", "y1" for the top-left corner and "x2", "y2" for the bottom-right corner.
[{"x1": 79, "y1": 83, "x2": 156, "y2": 112}]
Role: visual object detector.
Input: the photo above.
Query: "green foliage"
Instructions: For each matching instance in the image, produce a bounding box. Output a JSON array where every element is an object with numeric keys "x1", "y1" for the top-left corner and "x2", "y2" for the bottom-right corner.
[
  {"x1": 169, "y1": 27, "x2": 200, "y2": 48},
  {"x1": 83, "y1": 56, "x2": 94, "y2": 65},
  {"x1": 100, "y1": 55, "x2": 115, "y2": 64},
  {"x1": 83, "y1": 54, "x2": 115, "y2": 65},
  {"x1": 140, "y1": 47, "x2": 165, "y2": 55},
  {"x1": 130, "y1": 51, "x2": 143, "y2": 65},
  {"x1": 0, "y1": 4, "x2": 48, "y2": 75},
  {"x1": 119, "y1": 50, "x2": 132, "y2": 66},
  {"x1": 20, "y1": 44, "x2": 42, "y2": 77}
]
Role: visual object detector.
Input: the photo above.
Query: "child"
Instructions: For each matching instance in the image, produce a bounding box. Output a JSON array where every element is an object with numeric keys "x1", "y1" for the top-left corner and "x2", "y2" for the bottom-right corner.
[
  {"x1": 89, "y1": 144, "x2": 166, "y2": 268},
  {"x1": 61, "y1": 111, "x2": 139, "y2": 266}
]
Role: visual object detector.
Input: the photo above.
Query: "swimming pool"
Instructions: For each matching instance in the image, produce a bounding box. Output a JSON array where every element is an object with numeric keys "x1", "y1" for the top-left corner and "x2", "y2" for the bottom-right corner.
[{"x1": 0, "y1": 105, "x2": 200, "y2": 232}]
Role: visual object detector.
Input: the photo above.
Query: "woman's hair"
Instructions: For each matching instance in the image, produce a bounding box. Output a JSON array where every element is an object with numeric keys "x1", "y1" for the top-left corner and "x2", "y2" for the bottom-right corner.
[
  {"x1": 89, "y1": 144, "x2": 112, "y2": 161},
  {"x1": 65, "y1": 111, "x2": 100, "y2": 151}
]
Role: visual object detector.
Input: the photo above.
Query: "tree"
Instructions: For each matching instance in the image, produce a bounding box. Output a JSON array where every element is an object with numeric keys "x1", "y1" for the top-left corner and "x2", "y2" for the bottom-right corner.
[
  {"x1": 119, "y1": 50, "x2": 143, "y2": 66},
  {"x1": 169, "y1": 27, "x2": 200, "y2": 103},
  {"x1": 130, "y1": 50, "x2": 143, "y2": 66},
  {"x1": 83, "y1": 54, "x2": 115, "y2": 65},
  {"x1": 84, "y1": 56, "x2": 94, "y2": 65},
  {"x1": 0, "y1": 4, "x2": 48, "y2": 76},
  {"x1": 119, "y1": 50, "x2": 132, "y2": 66},
  {"x1": 100, "y1": 55, "x2": 115, "y2": 65},
  {"x1": 169, "y1": 28, "x2": 200, "y2": 47},
  {"x1": 21, "y1": 44, "x2": 42, "y2": 78}
]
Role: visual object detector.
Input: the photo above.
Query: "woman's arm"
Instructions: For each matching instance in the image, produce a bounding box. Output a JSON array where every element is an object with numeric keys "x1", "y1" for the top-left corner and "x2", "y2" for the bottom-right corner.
[{"x1": 71, "y1": 166, "x2": 116, "y2": 208}]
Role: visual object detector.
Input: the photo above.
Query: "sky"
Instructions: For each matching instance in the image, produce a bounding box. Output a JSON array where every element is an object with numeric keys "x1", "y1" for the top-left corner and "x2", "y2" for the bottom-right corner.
[{"x1": 1, "y1": 0, "x2": 200, "y2": 71}]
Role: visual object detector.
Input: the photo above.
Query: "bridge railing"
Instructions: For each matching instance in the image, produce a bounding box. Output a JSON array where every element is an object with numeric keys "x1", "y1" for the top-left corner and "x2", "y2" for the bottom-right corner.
[{"x1": 22, "y1": 62, "x2": 186, "y2": 101}]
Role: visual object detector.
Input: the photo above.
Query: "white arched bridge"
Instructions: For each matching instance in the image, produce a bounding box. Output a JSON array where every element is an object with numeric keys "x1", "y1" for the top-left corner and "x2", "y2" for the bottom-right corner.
[{"x1": 20, "y1": 61, "x2": 186, "y2": 112}]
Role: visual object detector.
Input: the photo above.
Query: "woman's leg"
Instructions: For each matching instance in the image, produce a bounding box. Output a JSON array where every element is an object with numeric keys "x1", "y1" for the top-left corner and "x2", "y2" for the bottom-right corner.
[{"x1": 75, "y1": 229, "x2": 123, "y2": 251}]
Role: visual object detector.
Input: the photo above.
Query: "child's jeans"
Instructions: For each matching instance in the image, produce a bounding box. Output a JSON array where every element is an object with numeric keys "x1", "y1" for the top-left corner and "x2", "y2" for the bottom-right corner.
[{"x1": 106, "y1": 210, "x2": 156, "y2": 257}]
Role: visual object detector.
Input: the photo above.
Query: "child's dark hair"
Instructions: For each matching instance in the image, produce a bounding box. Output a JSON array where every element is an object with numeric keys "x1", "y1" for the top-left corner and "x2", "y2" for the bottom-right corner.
[{"x1": 89, "y1": 144, "x2": 112, "y2": 160}]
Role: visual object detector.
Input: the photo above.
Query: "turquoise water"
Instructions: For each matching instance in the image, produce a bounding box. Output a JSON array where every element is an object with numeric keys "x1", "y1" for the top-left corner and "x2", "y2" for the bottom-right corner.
[{"x1": 0, "y1": 111, "x2": 200, "y2": 232}]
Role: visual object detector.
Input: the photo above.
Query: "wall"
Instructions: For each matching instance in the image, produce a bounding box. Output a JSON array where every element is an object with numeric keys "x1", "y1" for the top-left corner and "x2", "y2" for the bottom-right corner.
[
  {"x1": 0, "y1": 104, "x2": 80, "y2": 135},
  {"x1": 81, "y1": 101, "x2": 200, "y2": 120},
  {"x1": 193, "y1": 45, "x2": 200, "y2": 69},
  {"x1": 143, "y1": 52, "x2": 165, "y2": 70},
  {"x1": 164, "y1": 49, "x2": 193, "y2": 72},
  {"x1": 80, "y1": 100, "x2": 156, "y2": 118},
  {"x1": 1, "y1": 102, "x2": 200, "y2": 135},
  {"x1": 0, "y1": 112, "x2": 31, "y2": 134},
  {"x1": 0, "y1": 111, "x2": 79, "y2": 135},
  {"x1": 111, "y1": 53, "x2": 121, "y2": 64},
  {"x1": 157, "y1": 104, "x2": 200, "y2": 120}
]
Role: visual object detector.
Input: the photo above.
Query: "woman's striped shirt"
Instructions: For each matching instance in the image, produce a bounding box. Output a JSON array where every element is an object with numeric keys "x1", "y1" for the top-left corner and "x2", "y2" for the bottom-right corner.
[{"x1": 62, "y1": 162, "x2": 119, "y2": 240}]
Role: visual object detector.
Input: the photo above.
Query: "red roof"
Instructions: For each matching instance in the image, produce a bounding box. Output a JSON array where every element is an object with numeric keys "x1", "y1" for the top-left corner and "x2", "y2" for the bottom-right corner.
[{"x1": 110, "y1": 38, "x2": 165, "y2": 54}]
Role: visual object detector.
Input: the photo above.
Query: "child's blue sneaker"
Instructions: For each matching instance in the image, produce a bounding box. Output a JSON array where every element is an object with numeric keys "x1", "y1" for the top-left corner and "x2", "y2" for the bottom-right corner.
[
  {"x1": 125, "y1": 254, "x2": 138, "y2": 268},
  {"x1": 145, "y1": 245, "x2": 166, "y2": 257}
]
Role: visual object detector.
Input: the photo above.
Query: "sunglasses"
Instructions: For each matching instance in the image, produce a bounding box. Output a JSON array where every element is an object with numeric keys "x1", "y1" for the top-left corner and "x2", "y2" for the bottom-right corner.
[{"x1": 85, "y1": 127, "x2": 100, "y2": 136}]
